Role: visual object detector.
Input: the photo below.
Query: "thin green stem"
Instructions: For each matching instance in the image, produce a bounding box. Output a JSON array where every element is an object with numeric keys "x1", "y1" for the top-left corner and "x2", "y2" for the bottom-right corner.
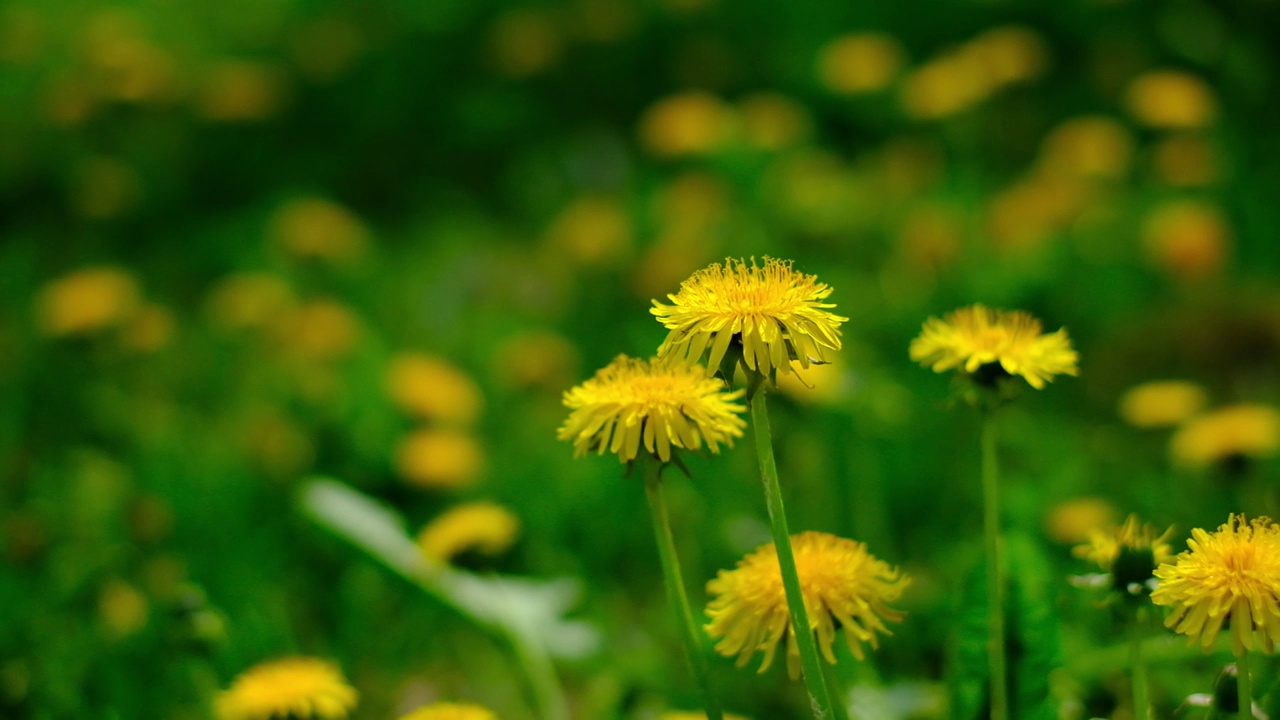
[
  {"x1": 1130, "y1": 608, "x2": 1149, "y2": 720},
  {"x1": 751, "y1": 389, "x2": 838, "y2": 720},
  {"x1": 507, "y1": 627, "x2": 570, "y2": 720},
  {"x1": 643, "y1": 463, "x2": 725, "y2": 720},
  {"x1": 1236, "y1": 648, "x2": 1252, "y2": 720},
  {"x1": 981, "y1": 411, "x2": 1009, "y2": 720}
]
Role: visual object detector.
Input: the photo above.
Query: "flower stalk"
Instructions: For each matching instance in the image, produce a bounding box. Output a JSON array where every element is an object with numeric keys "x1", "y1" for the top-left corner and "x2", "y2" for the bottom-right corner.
[
  {"x1": 980, "y1": 410, "x2": 1009, "y2": 720},
  {"x1": 1130, "y1": 608, "x2": 1149, "y2": 720},
  {"x1": 643, "y1": 462, "x2": 724, "y2": 720},
  {"x1": 1236, "y1": 650, "x2": 1252, "y2": 720},
  {"x1": 750, "y1": 387, "x2": 838, "y2": 719}
]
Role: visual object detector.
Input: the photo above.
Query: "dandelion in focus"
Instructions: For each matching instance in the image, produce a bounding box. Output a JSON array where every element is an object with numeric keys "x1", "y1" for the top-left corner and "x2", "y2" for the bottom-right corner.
[
  {"x1": 705, "y1": 531, "x2": 909, "y2": 678},
  {"x1": 36, "y1": 266, "x2": 140, "y2": 337},
  {"x1": 217, "y1": 657, "x2": 357, "y2": 720},
  {"x1": 558, "y1": 355, "x2": 745, "y2": 464},
  {"x1": 909, "y1": 304, "x2": 1078, "y2": 390},
  {"x1": 1118, "y1": 380, "x2": 1208, "y2": 428},
  {"x1": 1170, "y1": 404, "x2": 1280, "y2": 470},
  {"x1": 651, "y1": 258, "x2": 847, "y2": 383},
  {"x1": 417, "y1": 502, "x2": 520, "y2": 564},
  {"x1": 399, "y1": 703, "x2": 498, "y2": 720},
  {"x1": 1152, "y1": 515, "x2": 1280, "y2": 654}
]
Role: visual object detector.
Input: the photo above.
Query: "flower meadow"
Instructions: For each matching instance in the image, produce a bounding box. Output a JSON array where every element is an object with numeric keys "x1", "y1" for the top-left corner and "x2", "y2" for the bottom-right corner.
[{"x1": 4, "y1": 1, "x2": 1280, "y2": 719}]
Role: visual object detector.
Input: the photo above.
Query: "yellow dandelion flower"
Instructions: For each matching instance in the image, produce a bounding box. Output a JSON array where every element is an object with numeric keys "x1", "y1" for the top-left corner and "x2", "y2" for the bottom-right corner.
[
  {"x1": 1118, "y1": 380, "x2": 1208, "y2": 429},
  {"x1": 738, "y1": 93, "x2": 811, "y2": 151},
  {"x1": 705, "y1": 531, "x2": 909, "y2": 678},
  {"x1": 385, "y1": 353, "x2": 484, "y2": 426},
  {"x1": 558, "y1": 355, "x2": 745, "y2": 464},
  {"x1": 1038, "y1": 116, "x2": 1134, "y2": 180},
  {"x1": 1170, "y1": 404, "x2": 1280, "y2": 469},
  {"x1": 1074, "y1": 514, "x2": 1175, "y2": 573},
  {"x1": 1142, "y1": 201, "x2": 1231, "y2": 281},
  {"x1": 97, "y1": 579, "x2": 149, "y2": 639},
  {"x1": 1152, "y1": 515, "x2": 1280, "y2": 654},
  {"x1": 217, "y1": 657, "x2": 357, "y2": 720},
  {"x1": 908, "y1": 304, "x2": 1078, "y2": 390},
  {"x1": 395, "y1": 428, "x2": 484, "y2": 489},
  {"x1": 399, "y1": 703, "x2": 498, "y2": 720},
  {"x1": 651, "y1": 257, "x2": 848, "y2": 381},
  {"x1": 269, "y1": 197, "x2": 370, "y2": 264},
  {"x1": 36, "y1": 266, "x2": 140, "y2": 337},
  {"x1": 417, "y1": 502, "x2": 520, "y2": 563},
  {"x1": 637, "y1": 91, "x2": 736, "y2": 158},
  {"x1": 205, "y1": 273, "x2": 296, "y2": 332},
  {"x1": 1045, "y1": 497, "x2": 1118, "y2": 545},
  {"x1": 1125, "y1": 70, "x2": 1217, "y2": 130},
  {"x1": 816, "y1": 33, "x2": 906, "y2": 95}
]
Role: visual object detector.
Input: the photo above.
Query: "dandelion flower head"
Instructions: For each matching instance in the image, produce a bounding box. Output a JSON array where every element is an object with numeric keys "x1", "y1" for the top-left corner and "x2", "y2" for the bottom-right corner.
[
  {"x1": 651, "y1": 257, "x2": 848, "y2": 381},
  {"x1": 705, "y1": 531, "x2": 909, "y2": 678},
  {"x1": 417, "y1": 502, "x2": 520, "y2": 563},
  {"x1": 1118, "y1": 380, "x2": 1208, "y2": 429},
  {"x1": 216, "y1": 657, "x2": 357, "y2": 720},
  {"x1": 1170, "y1": 403, "x2": 1280, "y2": 469},
  {"x1": 559, "y1": 355, "x2": 746, "y2": 464},
  {"x1": 1074, "y1": 514, "x2": 1174, "y2": 572},
  {"x1": 399, "y1": 702, "x2": 498, "y2": 720},
  {"x1": 1152, "y1": 515, "x2": 1280, "y2": 654},
  {"x1": 909, "y1": 303, "x2": 1078, "y2": 389}
]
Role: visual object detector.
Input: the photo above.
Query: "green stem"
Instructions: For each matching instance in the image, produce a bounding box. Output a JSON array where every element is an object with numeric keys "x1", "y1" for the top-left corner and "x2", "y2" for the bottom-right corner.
[
  {"x1": 751, "y1": 388, "x2": 838, "y2": 720},
  {"x1": 1130, "y1": 609, "x2": 1149, "y2": 720},
  {"x1": 507, "y1": 626, "x2": 570, "y2": 720},
  {"x1": 1236, "y1": 648, "x2": 1252, "y2": 720},
  {"x1": 643, "y1": 463, "x2": 725, "y2": 720},
  {"x1": 981, "y1": 411, "x2": 1009, "y2": 720}
]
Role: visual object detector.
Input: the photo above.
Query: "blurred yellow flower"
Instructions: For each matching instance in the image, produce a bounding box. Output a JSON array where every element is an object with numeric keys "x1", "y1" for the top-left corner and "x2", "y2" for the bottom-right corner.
[
  {"x1": 278, "y1": 300, "x2": 361, "y2": 361},
  {"x1": 774, "y1": 355, "x2": 848, "y2": 407},
  {"x1": 1118, "y1": 380, "x2": 1208, "y2": 428},
  {"x1": 81, "y1": 12, "x2": 180, "y2": 104},
  {"x1": 205, "y1": 273, "x2": 295, "y2": 332},
  {"x1": 900, "y1": 51, "x2": 991, "y2": 120},
  {"x1": 1125, "y1": 70, "x2": 1217, "y2": 129},
  {"x1": 969, "y1": 26, "x2": 1047, "y2": 87},
  {"x1": 197, "y1": 60, "x2": 289, "y2": 122},
  {"x1": 121, "y1": 303, "x2": 175, "y2": 353},
  {"x1": 1152, "y1": 515, "x2": 1280, "y2": 654},
  {"x1": 36, "y1": 266, "x2": 140, "y2": 337},
  {"x1": 1152, "y1": 134, "x2": 1219, "y2": 187},
  {"x1": 738, "y1": 93, "x2": 811, "y2": 151},
  {"x1": 986, "y1": 173, "x2": 1083, "y2": 251},
  {"x1": 559, "y1": 355, "x2": 745, "y2": 463},
  {"x1": 545, "y1": 196, "x2": 633, "y2": 267},
  {"x1": 386, "y1": 353, "x2": 483, "y2": 426},
  {"x1": 816, "y1": 33, "x2": 905, "y2": 95},
  {"x1": 269, "y1": 197, "x2": 370, "y2": 263},
  {"x1": 489, "y1": 8, "x2": 562, "y2": 78},
  {"x1": 1045, "y1": 497, "x2": 1118, "y2": 545},
  {"x1": 1170, "y1": 404, "x2": 1280, "y2": 469},
  {"x1": 493, "y1": 331, "x2": 579, "y2": 392},
  {"x1": 417, "y1": 501, "x2": 520, "y2": 563},
  {"x1": 638, "y1": 92, "x2": 736, "y2": 158},
  {"x1": 217, "y1": 657, "x2": 357, "y2": 720},
  {"x1": 909, "y1": 304, "x2": 1078, "y2": 389},
  {"x1": 396, "y1": 429, "x2": 484, "y2": 489},
  {"x1": 1039, "y1": 116, "x2": 1134, "y2": 180},
  {"x1": 399, "y1": 703, "x2": 498, "y2": 720},
  {"x1": 706, "y1": 531, "x2": 909, "y2": 678},
  {"x1": 652, "y1": 257, "x2": 848, "y2": 380},
  {"x1": 1074, "y1": 514, "x2": 1174, "y2": 573},
  {"x1": 98, "y1": 579, "x2": 149, "y2": 639},
  {"x1": 1142, "y1": 201, "x2": 1230, "y2": 281},
  {"x1": 660, "y1": 712, "x2": 749, "y2": 720}
]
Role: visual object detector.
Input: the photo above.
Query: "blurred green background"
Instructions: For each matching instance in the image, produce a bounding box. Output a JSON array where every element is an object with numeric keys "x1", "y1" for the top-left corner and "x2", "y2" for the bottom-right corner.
[{"x1": 4, "y1": 0, "x2": 1280, "y2": 717}]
